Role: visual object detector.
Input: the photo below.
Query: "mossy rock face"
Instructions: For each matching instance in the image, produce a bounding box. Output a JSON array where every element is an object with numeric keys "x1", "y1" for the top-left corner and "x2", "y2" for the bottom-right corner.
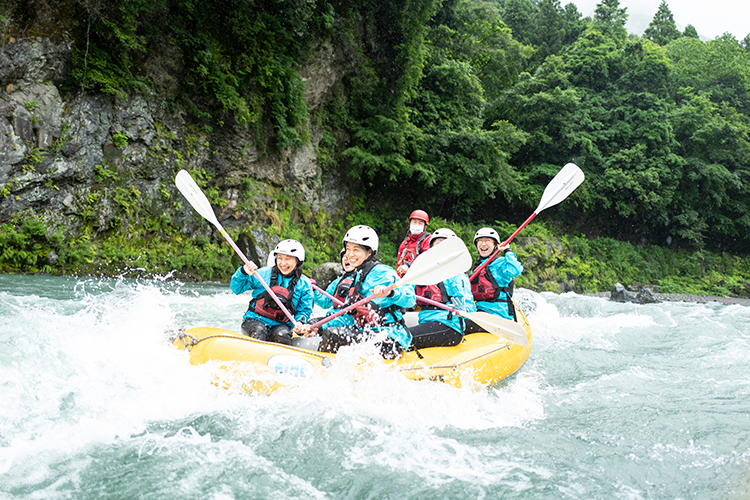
[{"x1": 312, "y1": 262, "x2": 344, "y2": 291}]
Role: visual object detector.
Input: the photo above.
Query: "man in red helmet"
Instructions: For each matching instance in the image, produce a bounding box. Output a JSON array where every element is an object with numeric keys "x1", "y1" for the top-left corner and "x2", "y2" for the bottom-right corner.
[{"x1": 395, "y1": 209, "x2": 432, "y2": 277}]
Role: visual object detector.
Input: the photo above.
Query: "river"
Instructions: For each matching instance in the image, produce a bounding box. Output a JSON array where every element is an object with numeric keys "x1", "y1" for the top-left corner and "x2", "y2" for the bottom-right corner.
[{"x1": 1, "y1": 273, "x2": 748, "y2": 499}]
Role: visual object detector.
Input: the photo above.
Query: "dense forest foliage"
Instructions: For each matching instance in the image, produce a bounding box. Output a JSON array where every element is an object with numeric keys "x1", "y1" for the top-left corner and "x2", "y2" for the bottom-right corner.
[{"x1": 2, "y1": 0, "x2": 750, "y2": 286}]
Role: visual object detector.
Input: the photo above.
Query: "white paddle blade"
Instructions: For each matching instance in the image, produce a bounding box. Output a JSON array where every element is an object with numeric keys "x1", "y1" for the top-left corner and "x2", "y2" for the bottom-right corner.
[
  {"x1": 536, "y1": 162, "x2": 585, "y2": 213},
  {"x1": 463, "y1": 311, "x2": 528, "y2": 346},
  {"x1": 398, "y1": 237, "x2": 472, "y2": 287},
  {"x1": 175, "y1": 169, "x2": 222, "y2": 230}
]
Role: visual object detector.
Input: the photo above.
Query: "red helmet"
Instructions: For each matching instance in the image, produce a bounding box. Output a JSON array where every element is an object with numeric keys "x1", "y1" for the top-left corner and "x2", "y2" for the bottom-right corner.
[{"x1": 408, "y1": 209, "x2": 429, "y2": 225}]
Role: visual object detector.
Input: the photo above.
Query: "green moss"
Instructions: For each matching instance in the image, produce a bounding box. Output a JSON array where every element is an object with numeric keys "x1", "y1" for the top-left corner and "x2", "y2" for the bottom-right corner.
[{"x1": 112, "y1": 130, "x2": 129, "y2": 149}]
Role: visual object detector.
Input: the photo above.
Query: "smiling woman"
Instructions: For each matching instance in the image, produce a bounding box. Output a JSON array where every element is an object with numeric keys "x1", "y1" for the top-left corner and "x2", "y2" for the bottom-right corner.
[{"x1": 230, "y1": 239, "x2": 314, "y2": 345}]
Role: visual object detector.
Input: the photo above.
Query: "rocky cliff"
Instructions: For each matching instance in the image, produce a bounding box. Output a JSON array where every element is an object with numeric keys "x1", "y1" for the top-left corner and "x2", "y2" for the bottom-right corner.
[{"x1": 0, "y1": 35, "x2": 354, "y2": 277}]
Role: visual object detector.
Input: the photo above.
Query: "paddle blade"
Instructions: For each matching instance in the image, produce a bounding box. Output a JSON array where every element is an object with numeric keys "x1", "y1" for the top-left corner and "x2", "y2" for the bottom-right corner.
[
  {"x1": 463, "y1": 311, "x2": 528, "y2": 346},
  {"x1": 398, "y1": 237, "x2": 472, "y2": 287},
  {"x1": 175, "y1": 169, "x2": 222, "y2": 230},
  {"x1": 535, "y1": 162, "x2": 585, "y2": 213}
]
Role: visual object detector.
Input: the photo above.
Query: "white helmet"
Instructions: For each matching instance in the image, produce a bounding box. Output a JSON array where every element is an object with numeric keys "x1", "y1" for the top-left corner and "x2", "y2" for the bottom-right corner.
[
  {"x1": 430, "y1": 228, "x2": 457, "y2": 247},
  {"x1": 343, "y1": 225, "x2": 379, "y2": 253},
  {"x1": 473, "y1": 227, "x2": 500, "y2": 246},
  {"x1": 266, "y1": 251, "x2": 276, "y2": 267},
  {"x1": 273, "y1": 239, "x2": 305, "y2": 263}
]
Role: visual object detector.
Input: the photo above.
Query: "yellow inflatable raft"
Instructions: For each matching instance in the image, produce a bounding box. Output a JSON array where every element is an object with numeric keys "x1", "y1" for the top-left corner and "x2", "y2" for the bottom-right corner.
[{"x1": 172, "y1": 306, "x2": 532, "y2": 393}]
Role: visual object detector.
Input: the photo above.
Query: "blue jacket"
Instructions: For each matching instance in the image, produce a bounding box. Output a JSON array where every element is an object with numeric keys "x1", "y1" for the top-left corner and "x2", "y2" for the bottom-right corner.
[
  {"x1": 230, "y1": 266, "x2": 314, "y2": 327},
  {"x1": 472, "y1": 251, "x2": 523, "y2": 320},
  {"x1": 418, "y1": 272, "x2": 476, "y2": 333},
  {"x1": 323, "y1": 261, "x2": 416, "y2": 348},
  {"x1": 314, "y1": 272, "x2": 352, "y2": 310}
]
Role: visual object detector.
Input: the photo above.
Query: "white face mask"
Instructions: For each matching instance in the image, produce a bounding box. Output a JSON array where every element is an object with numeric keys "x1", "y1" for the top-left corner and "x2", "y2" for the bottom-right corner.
[{"x1": 409, "y1": 223, "x2": 424, "y2": 235}]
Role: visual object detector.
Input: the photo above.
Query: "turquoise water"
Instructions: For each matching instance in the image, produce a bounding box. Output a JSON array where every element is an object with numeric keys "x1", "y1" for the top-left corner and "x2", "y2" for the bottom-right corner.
[{"x1": 1, "y1": 273, "x2": 749, "y2": 499}]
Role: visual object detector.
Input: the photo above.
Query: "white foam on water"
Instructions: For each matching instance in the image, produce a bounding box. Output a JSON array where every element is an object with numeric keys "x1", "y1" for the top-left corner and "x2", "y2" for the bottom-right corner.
[{"x1": 3, "y1": 277, "x2": 750, "y2": 499}]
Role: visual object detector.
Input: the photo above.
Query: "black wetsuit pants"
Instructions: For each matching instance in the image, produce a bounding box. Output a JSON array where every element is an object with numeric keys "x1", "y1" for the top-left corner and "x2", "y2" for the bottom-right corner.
[
  {"x1": 408, "y1": 321, "x2": 463, "y2": 349},
  {"x1": 463, "y1": 319, "x2": 486, "y2": 335},
  {"x1": 241, "y1": 318, "x2": 293, "y2": 345},
  {"x1": 318, "y1": 326, "x2": 403, "y2": 359}
]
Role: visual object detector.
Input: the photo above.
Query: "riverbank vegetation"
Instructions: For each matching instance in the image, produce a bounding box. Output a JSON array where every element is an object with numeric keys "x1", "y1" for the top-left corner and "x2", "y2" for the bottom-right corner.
[
  {"x1": 2, "y1": 208, "x2": 749, "y2": 297},
  {"x1": 1, "y1": 0, "x2": 749, "y2": 296}
]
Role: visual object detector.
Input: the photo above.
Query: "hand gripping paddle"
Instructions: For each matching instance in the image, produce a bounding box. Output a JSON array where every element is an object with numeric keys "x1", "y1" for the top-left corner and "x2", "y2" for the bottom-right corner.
[{"x1": 175, "y1": 169, "x2": 297, "y2": 324}]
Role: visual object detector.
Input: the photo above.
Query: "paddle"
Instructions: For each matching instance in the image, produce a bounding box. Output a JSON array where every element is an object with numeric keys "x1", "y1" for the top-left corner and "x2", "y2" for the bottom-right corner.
[
  {"x1": 313, "y1": 283, "x2": 340, "y2": 304},
  {"x1": 469, "y1": 162, "x2": 585, "y2": 281},
  {"x1": 309, "y1": 236, "x2": 472, "y2": 330},
  {"x1": 174, "y1": 169, "x2": 297, "y2": 324},
  {"x1": 415, "y1": 296, "x2": 527, "y2": 346},
  {"x1": 315, "y1": 279, "x2": 525, "y2": 344}
]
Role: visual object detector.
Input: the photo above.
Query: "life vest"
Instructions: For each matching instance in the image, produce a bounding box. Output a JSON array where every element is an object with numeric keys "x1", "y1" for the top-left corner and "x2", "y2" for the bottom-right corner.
[
  {"x1": 415, "y1": 282, "x2": 451, "y2": 308},
  {"x1": 248, "y1": 267, "x2": 297, "y2": 322},
  {"x1": 332, "y1": 272, "x2": 354, "y2": 308},
  {"x1": 396, "y1": 232, "x2": 430, "y2": 269},
  {"x1": 415, "y1": 281, "x2": 456, "y2": 321},
  {"x1": 470, "y1": 256, "x2": 516, "y2": 321},
  {"x1": 345, "y1": 260, "x2": 403, "y2": 329}
]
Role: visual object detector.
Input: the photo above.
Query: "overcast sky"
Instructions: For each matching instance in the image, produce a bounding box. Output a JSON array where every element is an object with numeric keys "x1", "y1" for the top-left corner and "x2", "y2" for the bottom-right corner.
[{"x1": 568, "y1": 0, "x2": 749, "y2": 40}]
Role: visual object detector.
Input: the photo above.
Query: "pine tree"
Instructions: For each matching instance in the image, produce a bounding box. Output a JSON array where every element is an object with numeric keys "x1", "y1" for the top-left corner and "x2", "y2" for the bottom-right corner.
[
  {"x1": 530, "y1": 0, "x2": 566, "y2": 63},
  {"x1": 593, "y1": 0, "x2": 628, "y2": 39},
  {"x1": 644, "y1": 1, "x2": 681, "y2": 45},
  {"x1": 562, "y1": 3, "x2": 587, "y2": 45},
  {"x1": 502, "y1": 0, "x2": 536, "y2": 45},
  {"x1": 683, "y1": 24, "x2": 699, "y2": 39}
]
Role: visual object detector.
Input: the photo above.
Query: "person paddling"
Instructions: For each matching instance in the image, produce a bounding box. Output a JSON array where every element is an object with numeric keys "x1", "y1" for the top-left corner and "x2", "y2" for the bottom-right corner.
[
  {"x1": 466, "y1": 227, "x2": 523, "y2": 332},
  {"x1": 317, "y1": 225, "x2": 416, "y2": 359},
  {"x1": 230, "y1": 239, "x2": 313, "y2": 345},
  {"x1": 409, "y1": 228, "x2": 476, "y2": 349},
  {"x1": 396, "y1": 210, "x2": 431, "y2": 277}
]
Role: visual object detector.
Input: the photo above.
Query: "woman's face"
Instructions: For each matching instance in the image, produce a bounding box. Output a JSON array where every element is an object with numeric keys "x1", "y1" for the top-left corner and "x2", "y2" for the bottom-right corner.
[
  {"x1": 475, "y1": 237, "x2": 496, "y2": 258},
  {"x1": 276, "y1": 253, "x2": 298, "y2": 276},
  {"x1": 344, "y1": 242, "x2": 372, "y2": 268}
]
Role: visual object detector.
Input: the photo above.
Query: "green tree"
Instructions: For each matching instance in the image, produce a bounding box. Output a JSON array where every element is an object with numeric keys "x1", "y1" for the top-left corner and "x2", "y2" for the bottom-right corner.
[
  {"x1": 528, "y1": 0, "x2": 567, "y2": 65},
  {"x1": 669, "y1": 89, "x2": 750, "y2": 248},
  {"x1": 683, "y1": 24, "x2": 699, "y2": 39},
  {"x1": 345, "y1": 0, "x2": 530, "y2": 220},
  {"x1": 501, "y1": 0, "x2": 535, "y2": 45},
  {"x1": 485, "y1": 56, "x2": 580, "y2": 169},
  {"x1": 491, "y1": 28, "x2": 688, "y2": 241},
  {"x1": 562, "y1": 2, "x2": 587, "y2": 45},
  {"x1": 448, "y1": 0, "x2": 533, "y2": 100},
  {"x1": 667, "y1": 34, "x2": 750, "y2": 116},
  {"x1": 593, "y1": 0, "x2": 628, "y2": 39},
  {"x1": 643, "y1": 1, "x2": 681, "y2": 46}
]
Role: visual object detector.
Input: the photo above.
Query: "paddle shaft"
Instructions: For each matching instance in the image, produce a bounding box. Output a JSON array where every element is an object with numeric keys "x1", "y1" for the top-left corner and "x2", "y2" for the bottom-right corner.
[
  {"x1": 315, "y1": 283, "x2": 471, "y2": 329},
  {"x1": 314, "y1": 284, "x2": 344, "y2": 307},
  {"x1": 222, "y1": 231, "x2": 298, "y2": 324},
  {"x1": 174, "y1": 170, "x2": 296, "y2": 324},
  {"x1": 416, "y1": 295, "x2": 466, "y2": 316},
  {"x1": 318, "y1": 280, "x2": 487, "y2": 330},
  {"x1": 309, "y1": 284, "x2": 393, "y2": 329},
  {"x1": 320, "y1": 282, "x2": 480, "y2": 320},
  {"x1": 317, "y1": 274, "x2": 527, "y2": 344}
]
